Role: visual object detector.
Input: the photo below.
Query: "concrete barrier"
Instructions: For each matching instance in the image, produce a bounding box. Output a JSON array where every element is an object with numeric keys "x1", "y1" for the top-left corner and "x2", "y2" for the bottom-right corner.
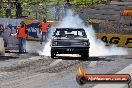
[
  {"x1": 110, "y1": 1, "x2": 132, "y2": 5},
  {"x1": 85, "y1": 9, "x2": 120, "y2": 15},
  {"x1": 87, "y1": 14, "x2": 120, "y2": 21},
  {"x1": 93, "y1": 4, "x2": 132, "y2": 10},
  {"x1": 122, "y1": 0, "x2": 132, "y2": 2}
]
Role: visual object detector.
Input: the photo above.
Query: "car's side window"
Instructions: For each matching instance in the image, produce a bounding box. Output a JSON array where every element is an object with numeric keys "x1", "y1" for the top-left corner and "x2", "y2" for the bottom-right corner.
[
  {"x1": 78, "y1": 31, "x2": 83, "y2": 37},
  {"x1": 55, "y1": 31, "x2": 60, "y2": 37}
]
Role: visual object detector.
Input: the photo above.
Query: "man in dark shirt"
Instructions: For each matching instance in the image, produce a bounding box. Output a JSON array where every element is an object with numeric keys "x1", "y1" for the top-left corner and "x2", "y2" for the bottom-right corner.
[
  {"x1": 64, "y1": 0, "x2": 72, "y2": 15},
  {"x1": 16, "y1": 0, "x2": 22, "y2": 18},
  {"x1": 0, "y1": 24, "x2": 4, "y2": 36}
]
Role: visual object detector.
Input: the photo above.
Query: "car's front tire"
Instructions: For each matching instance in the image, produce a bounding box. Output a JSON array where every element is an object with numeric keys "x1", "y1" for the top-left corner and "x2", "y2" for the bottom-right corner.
[
  {"x1": 51, "y1": 49, "x2": 56, "y2": 59},
  {"x1": 76, "y1": 75, "x2": 86, "y2": 85}
]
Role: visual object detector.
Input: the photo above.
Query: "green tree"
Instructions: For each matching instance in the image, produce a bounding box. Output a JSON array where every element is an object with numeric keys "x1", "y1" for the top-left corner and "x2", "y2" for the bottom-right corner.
[{"x1": 0, "y1": 0, "x2": 106, "y2": 19}]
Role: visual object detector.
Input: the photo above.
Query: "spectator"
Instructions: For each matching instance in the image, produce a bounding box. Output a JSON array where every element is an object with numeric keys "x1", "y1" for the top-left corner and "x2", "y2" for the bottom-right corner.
[
  {"x1": 55, "y1": 2, "x2": 61, "y2": 21},
  {"x1": 64, "y1": 0, "x2": 72, "y2": 15},
  {"x1": 6, "y1": 0, "x2": 11, "y2": 18},
  {"x1": 0, "y1": 24, "x2": 4, "y2": 36},
  {"x1": 16, "y1": 0, "x2": 22, "y2": 18},
  {"x1": 39, "y1": 18, "x2": 50, "y2": 44},
  {"x1": 17, "y1": 21, "x2": 28, "y2": 53},
  {"x1": 0, "y1": 0, "x2": 2, "y2": 8}
]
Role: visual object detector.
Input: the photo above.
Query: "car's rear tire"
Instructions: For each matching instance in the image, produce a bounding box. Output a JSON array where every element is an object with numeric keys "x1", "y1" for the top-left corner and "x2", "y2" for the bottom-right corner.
[
  {"x1": 81, "y1": 50, "x2": 89, "y2": 61},
  {"x1": 51, "y1": 50, "x2": 56, "y2": 59}
]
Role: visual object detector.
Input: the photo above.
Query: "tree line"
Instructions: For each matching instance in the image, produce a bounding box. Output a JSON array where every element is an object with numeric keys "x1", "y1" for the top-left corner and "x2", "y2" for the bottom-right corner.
[{"x1": 0, "y1": 0, "x2": 106, "y2": 19}]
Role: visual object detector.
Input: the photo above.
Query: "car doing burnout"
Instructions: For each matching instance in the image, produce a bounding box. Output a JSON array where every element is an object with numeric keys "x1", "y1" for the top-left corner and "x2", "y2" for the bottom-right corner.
[{"x1": 51, "y1": 28, "x2": 90, "y2": 60}]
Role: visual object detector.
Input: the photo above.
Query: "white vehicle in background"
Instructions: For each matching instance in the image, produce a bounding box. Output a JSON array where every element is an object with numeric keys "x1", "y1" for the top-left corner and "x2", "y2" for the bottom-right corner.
[
  {"x1": 0, "y1": 37, "x2": 5, "y2": 56},
  {"x1": 0, "y1": 25, "x2": 5, "y2": 56}
]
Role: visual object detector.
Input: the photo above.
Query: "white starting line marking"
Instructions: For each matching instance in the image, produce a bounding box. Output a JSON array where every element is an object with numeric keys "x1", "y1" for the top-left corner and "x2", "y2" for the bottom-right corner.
[
  {"x1": 89, "y1": 61, "x2": 97, "y2": 67},
  {"x1": 50, "y1": 59, "x2": 62, "y2": 67},
  {"x1": 28, "y1": 56, "x2": 42, "y2": 60}
]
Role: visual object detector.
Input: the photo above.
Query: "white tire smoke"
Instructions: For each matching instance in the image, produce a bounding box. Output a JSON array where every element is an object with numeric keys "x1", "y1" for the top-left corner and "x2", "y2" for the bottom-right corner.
[{"x1": 39, "y1": 10, "x2": 128, "y2": 57}]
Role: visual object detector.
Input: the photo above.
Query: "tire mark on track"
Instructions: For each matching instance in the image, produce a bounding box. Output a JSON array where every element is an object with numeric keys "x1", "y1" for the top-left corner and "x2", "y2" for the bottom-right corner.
[
  {"x1": 37, "y1": 59, "x2": 91, "y2": 73},
  {"x1": 0, "y1": 56, "x2": 92, "y2": 86}
]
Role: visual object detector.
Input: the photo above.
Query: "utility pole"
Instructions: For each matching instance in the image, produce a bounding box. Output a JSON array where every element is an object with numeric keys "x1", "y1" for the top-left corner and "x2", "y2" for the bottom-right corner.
[
  {"x1": 43, "y1": 0, "x2": 48, "y2": 19},
  {"x1": 35, "y1": 0, "x2": 38, "y2": 19}
]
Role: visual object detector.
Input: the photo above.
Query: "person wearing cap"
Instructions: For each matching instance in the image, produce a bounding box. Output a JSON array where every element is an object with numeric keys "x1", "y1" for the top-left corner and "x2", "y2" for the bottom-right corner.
[
  {"x1": 17, "y1": 21, "x2": 28, "y2": 53},
  {"x1": 39, "y1": 19, "x2": 50, "y2": 44}
]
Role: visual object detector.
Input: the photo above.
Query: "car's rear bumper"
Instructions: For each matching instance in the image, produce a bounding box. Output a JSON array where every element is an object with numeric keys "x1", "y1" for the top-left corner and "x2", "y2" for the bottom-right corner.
[{"x1": 51, "y1": 46, "x2": 89, "y2": 54}]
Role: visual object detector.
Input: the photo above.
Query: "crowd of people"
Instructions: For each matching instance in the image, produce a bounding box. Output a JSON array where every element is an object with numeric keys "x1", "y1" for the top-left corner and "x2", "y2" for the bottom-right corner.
[
  {"x1": 0, "y1": 0, "x2": 72, "y2": 20},
  {"x1": 0, "y1": 0, "x2": 22, "y2": 18}
]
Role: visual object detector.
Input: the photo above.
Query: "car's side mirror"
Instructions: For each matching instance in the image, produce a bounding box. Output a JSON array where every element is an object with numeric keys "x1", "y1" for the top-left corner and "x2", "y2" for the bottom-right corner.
[
  {"x1": 53, "y1": 32, "x2": 55, "y2": 36},
  {"x1": 84, "y1": 35, "x2": 87, "y2": 38},
  {"x1": 82, "y1": 31, "x2": 87, "y2": 37}
]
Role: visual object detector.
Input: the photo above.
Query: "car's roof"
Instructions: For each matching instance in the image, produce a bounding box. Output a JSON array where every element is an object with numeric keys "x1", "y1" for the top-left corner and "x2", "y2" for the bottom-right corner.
[{"x1": 56, "y1": 28, "x2": 84, "y2": 31}]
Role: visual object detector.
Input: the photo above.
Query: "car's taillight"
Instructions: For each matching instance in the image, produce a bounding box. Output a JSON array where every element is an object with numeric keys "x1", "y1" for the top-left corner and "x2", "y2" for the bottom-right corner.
[
  {"x1": 83, "y1": 41, "x2": 90, "y2": 46},
  {"x1": 83, "y1": 42, "x2": 88, "y2": 46},
  {"x1": 52, "y1": 41, "x2": 58, "y2": 46}
]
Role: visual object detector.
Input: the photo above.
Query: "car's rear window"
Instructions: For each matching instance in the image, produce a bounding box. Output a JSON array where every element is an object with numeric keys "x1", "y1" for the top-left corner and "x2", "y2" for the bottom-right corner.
[{"x1": 54, "y1": 29, "x2": 86, "y2": 37}]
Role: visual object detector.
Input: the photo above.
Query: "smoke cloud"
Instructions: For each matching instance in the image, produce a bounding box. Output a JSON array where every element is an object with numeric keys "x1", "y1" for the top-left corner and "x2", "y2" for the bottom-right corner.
[
  {"x1": 38, "y1": 10, "x2": 128, "y2": 57},
  {"x1": 38, "y1": 27, "x2": 55, "y2": 56}
]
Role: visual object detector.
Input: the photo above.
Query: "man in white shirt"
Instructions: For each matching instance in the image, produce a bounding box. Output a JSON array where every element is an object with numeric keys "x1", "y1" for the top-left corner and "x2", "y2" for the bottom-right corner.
[{"x1": 6, "y1": 0, "x2": 11, "y2": 18}]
